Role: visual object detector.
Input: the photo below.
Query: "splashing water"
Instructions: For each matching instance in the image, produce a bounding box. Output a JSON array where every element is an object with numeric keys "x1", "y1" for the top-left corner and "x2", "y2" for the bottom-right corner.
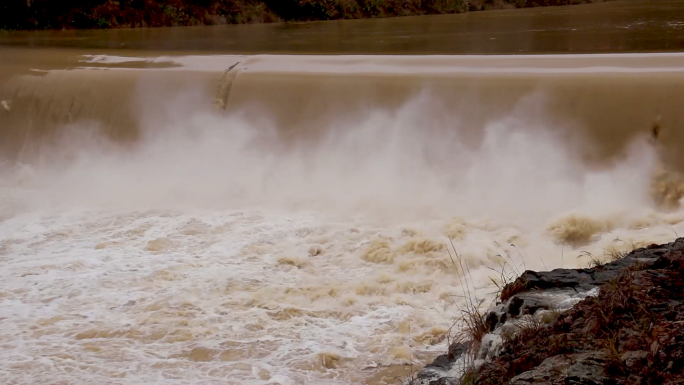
[{"x1": 1, "y1": 54, "x2": 684, "y2": 385}]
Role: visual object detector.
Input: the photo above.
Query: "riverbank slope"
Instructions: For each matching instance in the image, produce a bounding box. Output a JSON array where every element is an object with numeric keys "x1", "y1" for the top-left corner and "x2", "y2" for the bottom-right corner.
[{"x1": 418, "y1": 238, "x2": 684, "y2": 384}]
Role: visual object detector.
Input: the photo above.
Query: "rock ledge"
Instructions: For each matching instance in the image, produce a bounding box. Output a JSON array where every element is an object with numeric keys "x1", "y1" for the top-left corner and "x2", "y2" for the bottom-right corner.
[{"x1": 416, "y1": 238, "x2": 684, "y2": 385}]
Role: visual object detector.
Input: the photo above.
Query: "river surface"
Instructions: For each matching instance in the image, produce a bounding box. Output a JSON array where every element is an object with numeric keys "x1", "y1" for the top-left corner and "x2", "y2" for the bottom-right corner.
[
  {"x1": 2, "y1": 1, "x2": 684, "y2": 384},
  {"x1": 1, "y1": 0, "x2": 684, "y2": 54}
]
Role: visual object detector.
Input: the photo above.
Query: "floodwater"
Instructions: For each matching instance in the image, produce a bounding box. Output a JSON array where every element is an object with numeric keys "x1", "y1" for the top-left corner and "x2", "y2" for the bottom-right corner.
[
  {"x1": 2, "y1": 1, "x2": 684, "y2": 384},
  {"x1": 1, "y1": 0, "x2": 684, "y2": 54}
]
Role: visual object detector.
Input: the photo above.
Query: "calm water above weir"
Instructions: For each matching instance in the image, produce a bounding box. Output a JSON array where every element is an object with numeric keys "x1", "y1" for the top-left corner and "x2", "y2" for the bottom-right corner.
[{"x1": 1, "y1": 0, "x2": 684, "y2": 54}]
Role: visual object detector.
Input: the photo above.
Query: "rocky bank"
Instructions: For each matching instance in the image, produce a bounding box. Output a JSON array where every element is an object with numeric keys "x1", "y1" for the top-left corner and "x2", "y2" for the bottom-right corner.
[{"x1": 417, "y1": 238, "x2": 684, "y2": 385}]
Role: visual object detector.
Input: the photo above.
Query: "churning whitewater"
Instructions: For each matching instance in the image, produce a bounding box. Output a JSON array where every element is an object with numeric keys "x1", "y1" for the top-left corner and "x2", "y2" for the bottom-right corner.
[{"x1": 1, "y1": 53, "x2": 684, "y2": 385}]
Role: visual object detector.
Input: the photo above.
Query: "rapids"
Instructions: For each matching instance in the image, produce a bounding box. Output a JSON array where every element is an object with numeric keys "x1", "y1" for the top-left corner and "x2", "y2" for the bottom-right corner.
[{"x1": 3, "y1": 9, "x2": 684, "y2": 384}]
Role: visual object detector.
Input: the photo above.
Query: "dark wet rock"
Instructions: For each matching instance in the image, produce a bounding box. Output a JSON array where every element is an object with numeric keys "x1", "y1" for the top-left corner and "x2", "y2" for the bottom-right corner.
[
  {"x1": 425, "y1": 354, "x2": 454, "y2": 371},
  {"x1": 416, "y1": 238, "x2": 684, "y2": 385},
  {"x1": 415, "y1": 343, "x2": 468, "y2": 385},
  {"x1": 500, "y1": 240, "x2": 678, "y2": 302},
  {"x1": 508, "y1": 352, "x2": 610, "y2": 385},
  {"x1": 486, "y1": 287, "x2": 594, "y2": 332},
  {"x1": 485, "y1": 239, "x2": 684, "y2": 332},
  {"x1": 414, "y1": 372, "x2": 458, "y2": 385},
  {"x1": 620, "y1": 350, "x2": 649, "y2": 369},
  {"x1": 563, "y1": 353, "x2": 612, "y2": 385},
  {"x1": 425, "y1": 342, "x2": 468, "y2": 368},
  {"x1": 485, "y1": 311, "x2": 500, "y2": 333},
  {"x1": 505, "y1": 293, "x2": 557, "y2": 317}
]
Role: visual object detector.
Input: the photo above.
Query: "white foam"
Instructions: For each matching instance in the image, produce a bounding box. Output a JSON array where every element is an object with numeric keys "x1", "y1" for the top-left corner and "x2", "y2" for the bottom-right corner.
[
  {"x1": 78, "y1": 53, "x2": 684, "y2": 74},
  {"x1": 1, "y1": 80, "x2": 683, "y2": 384}
]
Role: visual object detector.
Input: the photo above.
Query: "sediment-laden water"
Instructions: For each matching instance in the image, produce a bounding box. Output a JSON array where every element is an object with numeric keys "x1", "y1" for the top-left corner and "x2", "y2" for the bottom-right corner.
[{"x1": 2, "y1": 2, "x2": 684, "y2": 384}]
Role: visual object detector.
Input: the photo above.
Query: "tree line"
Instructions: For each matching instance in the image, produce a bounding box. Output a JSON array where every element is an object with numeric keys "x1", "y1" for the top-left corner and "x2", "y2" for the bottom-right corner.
[{"x1": 0, "y1": 0, "x2": 602, "y2": 30}]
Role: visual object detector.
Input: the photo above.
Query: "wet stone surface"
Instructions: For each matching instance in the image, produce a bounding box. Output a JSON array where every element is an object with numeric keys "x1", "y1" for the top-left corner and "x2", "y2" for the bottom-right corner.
[{"x1": 417, "y1": 238, "x2": 684, "y2": 385}]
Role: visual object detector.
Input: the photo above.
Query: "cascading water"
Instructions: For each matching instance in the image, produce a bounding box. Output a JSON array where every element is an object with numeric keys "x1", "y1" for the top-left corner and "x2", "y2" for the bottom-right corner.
[{"x1": 2, "y1": 50, "x2": 684, "y2": 385}]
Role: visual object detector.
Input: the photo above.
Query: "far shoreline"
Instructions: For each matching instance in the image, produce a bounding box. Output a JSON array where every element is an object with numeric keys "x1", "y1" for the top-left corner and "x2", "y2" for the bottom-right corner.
[{"x1": 1, "y1": 0, "x2": 611, "y2": 31}]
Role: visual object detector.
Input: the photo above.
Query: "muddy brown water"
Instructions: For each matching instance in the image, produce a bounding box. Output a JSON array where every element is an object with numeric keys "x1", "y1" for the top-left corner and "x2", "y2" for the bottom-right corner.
[
  {"x1": 1, "y1": 1, "x2": 684, "y2": 384},
  {"x1": 1, "y1": 0, "x2": 684, "y2": 168},
  {"x1": 1, "y1": 0, "x2": 683, "y2": 54}
]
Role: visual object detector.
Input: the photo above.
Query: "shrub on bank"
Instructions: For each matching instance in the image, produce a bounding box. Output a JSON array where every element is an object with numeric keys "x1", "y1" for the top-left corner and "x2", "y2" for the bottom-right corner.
[{"x1": 1, "y1": 0, "x2": 279, "y2": 29}]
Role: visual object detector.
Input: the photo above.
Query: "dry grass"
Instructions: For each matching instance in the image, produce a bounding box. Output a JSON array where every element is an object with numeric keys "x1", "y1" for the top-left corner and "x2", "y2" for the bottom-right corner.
[
  {"x1": 440, "y1": 236, "x2": 501, "y2": 383},
  {"x1": 432, "y1": 237, "x2": 538, "y2": 384},
  {"x1": 444, "y1": 236, "x2": 490, "y2": 348},
  {"x1": 487, "y1": 261, "x2": 521, "y2": 301},
  {"x1": 579, "y1": 242, "x2": 634, "y2": 268}
]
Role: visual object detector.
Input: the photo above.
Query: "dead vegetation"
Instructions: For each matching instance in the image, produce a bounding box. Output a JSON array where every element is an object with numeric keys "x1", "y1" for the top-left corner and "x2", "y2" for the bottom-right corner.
[
  {"x1": 444, "y1": 236, "x2": 490, "y2": 353},
  {"x1": 580, "y1": 241, "x2": 634, "y2": 268}
]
